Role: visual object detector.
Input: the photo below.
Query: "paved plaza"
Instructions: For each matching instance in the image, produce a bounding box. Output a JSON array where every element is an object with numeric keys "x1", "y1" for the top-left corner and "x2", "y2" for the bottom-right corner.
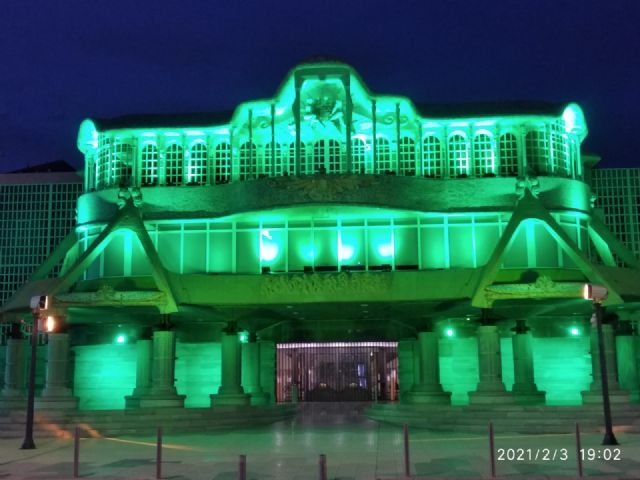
[{"x1": 1, "y1": 405, "x2": 639, "y2": 479}]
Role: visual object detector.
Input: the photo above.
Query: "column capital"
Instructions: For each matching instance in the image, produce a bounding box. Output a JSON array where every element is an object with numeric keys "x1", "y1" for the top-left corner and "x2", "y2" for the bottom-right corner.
[{"x1": 511, "y1": 319, "x2": 530, "y2": 334}]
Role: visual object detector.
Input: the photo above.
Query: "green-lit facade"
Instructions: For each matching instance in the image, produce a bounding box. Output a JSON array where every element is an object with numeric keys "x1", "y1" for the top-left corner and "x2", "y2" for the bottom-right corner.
[{"x1": 2, "y1": 61, "x2": 640, "y2": 415}]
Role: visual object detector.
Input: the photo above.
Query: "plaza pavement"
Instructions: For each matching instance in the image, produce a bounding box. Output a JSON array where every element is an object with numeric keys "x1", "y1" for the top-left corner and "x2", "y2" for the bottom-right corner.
[{"x1": 1, "y1": 404, "x2": 639, "y2": 479}]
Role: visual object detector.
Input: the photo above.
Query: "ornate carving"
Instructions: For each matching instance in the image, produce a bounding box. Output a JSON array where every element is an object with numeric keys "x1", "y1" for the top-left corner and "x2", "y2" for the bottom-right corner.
[
  {"x1": 485, "y1": 275, "x2": 583, "y2": 300},
  {"x1": 515, "y1": 173, "x2": 540, "y2": 200},
  {"x1": 266, "y1": 174, "x2": 377, "y2": 202},
  {"x1": 261, "y1": 272, "x2": 389, "y2": 297},
  {"x1": 55, "y1": 286, "x2": 166, "y2": 306},
  {"x1": 117, "y1": 187, "x2": 143, "y2": 209}
]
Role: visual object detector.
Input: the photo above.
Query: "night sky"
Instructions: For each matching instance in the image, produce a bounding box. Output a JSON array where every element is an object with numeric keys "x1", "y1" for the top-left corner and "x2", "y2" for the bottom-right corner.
[{"x1": 1, "y1": 0, "x2": 639, "y2": 172}]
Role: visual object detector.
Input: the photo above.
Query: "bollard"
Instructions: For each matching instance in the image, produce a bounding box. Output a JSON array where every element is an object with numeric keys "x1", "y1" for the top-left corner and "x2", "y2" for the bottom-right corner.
[
  {"x1": 318, "y1": 454, "x2": 327, "y2": 480},
  {"x1": 73, "y1": 426, "x2": 80, "y2": 478},
  {"x1": 575, "y1": 423, "x2": 583, "y2": 479},
  {"x1": 156, "y1": 427, "x2": 163, "y2": 479},
  {"x1": 238, "y1": 454, "x2": 247, "y2": 480},
  {"x1": 489, "y1": 422, "x2": 496, "y2": 479},
  {"x1": 403, "y1": 423, "x2": 410, "y2": 478}
]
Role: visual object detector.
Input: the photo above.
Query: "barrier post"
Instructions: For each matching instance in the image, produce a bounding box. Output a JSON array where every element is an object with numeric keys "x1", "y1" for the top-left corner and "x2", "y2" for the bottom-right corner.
[
  {"x1": 238, "y1": 454, "x2": 247, "y2": 480},
  {"x1": 319, "y1": 454, "x2": 327, "y2": 480},
  {"x1": 403, "y1": 423, "x2": 410, "y2": 478},
  {"x1": 489, "y1": 422, "x2": 496, "y2": 478},
  {"x1": 575, "y1": 423, "x2": 583, "y2": 479},
  {"x1": 73, "y1": 426, "x2": 80, "y2": 478},
  {"x1": 156, "y1": 427, "x2": 163, "y2": 479}
]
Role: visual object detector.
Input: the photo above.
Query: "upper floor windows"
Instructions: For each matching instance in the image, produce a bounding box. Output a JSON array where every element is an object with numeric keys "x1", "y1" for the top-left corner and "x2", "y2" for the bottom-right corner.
[
  {"x1": 351, "y1": 138, "x2": 368, "y2": 174},
  {"x1": 499, "y1": 133, "x2": 518, "y2": 177},
  {"x1": 239, "y1": 142, "x2": 256, "y2": 181},
  {"x1": 141, "y1": 144, "x2": 158, "y2": 186},
  {"x1": 376, "y1": 137, "x2": 392, "y2": 174},
  {"x1": 473, "y1": 134, "x2": 494, "y2": 176},
  {"x1": 525, "y1": 130, "x2": 550, "y2": 175},
  {"x1": 215, "y1": 143, "x2": 231, "y2": 184},
  {"x1": 422, "y1": 136, "x2": 442, "y2": 178},
  {"x1": 188, "y1": 142, "x2": 208, "y2": 185},
  {"x1": 448, "y1": 134, "x2": 469, "y2": 177},
  {"x1": 398, "y1": 137, "x2": 416, "y2": 176}
]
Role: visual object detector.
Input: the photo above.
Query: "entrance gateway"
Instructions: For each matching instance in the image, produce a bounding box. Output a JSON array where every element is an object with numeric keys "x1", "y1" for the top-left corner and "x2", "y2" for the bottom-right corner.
[{"x1": 276, "y1": 342, "x2": 398, "y2": 402}]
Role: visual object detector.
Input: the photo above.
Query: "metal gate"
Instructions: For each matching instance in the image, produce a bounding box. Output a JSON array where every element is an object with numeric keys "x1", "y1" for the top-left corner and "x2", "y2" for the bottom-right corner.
[{"x1": 276, "y1": 342, "x2": 398, "y2": 402}]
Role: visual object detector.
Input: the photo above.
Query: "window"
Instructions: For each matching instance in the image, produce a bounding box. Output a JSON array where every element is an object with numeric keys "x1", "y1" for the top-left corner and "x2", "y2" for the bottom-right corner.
[
  {"x1": 398, "y1": 137, "x2": 416, "y2": 176},
  {"x1": 165, "y1": 144, "x2": 184, "y2": 185},
  {"x1": 552, "y1": 123, "x2": 570, "y2": 177},
  {"x1": 96, "y1": 137, "x2": 110, "y2": 189},
  {"x1": 239, "y1": 142, "x2": 256, "y2": 180},
  {"x1": 525, "y1": 129, "x2": 550, "y2": 174},
  {"x1": 448, "y1": 134, "x2": 469, "y2": 177},
  {"x1": 351, "y1": 137, "x2": 367, "y2": 174},
  {"x1": 422, "y1": 135, "x2": 442, "y2": 178},
  {"x1": 375, "y1": 137, "x2": 392, "y2": 174},
  {"x1": 498, "y1": 133, "x2": 518, "y2": 176},
  {"x1": 312, "y1": 139, "x2": 342, "y2": 174},
  {"x1": 112, "y1": 143, "x2": 133, "y2": 187},
  {"x1": 473, "y1": 133, "x2": 494, "y2": 176},
  {"x1": 288, "y1": 142, "x2": 303, "y2": 175},
  {"x1": 215, "y1": 143, "x2": 231, "y2": 183},
  {"x1": 141, "y1": 144, "x2": 158, "y2": 185},
  {"x1": 188, "y1": 142, "x2": 208, "y2": 185}
]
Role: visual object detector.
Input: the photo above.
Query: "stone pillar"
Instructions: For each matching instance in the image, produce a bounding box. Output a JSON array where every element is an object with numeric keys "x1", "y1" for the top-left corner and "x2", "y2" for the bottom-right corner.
[
  {"x1": 407, "y1": 331, "x2": 451, "y2": 404},
  {"x1": 37, "y1": 333, "x2": 79, "y2": 409},
  {"x1": 616, "y1": 322, "x2": 639, "y2": 401},
  {"x1": 0, "y1": 337, "x2": 27, "y2": 407},
  {"x1": 582, "y1": 315, "x2": 630, "y2": 404},
  {"x1": 243, "y1": 336, "x2": 269, "y2": 405},
  {"x1": 127, "y1": 330, "x2": 185, "y2": 408},
  {"x1": 124, "y1": 338, "x2": 153, "y2": 408},
  {"x1": 211, "y1": 328, "x2": 250, "y2": 406},
  {"x1": 469, "y1": 322, "x2": 513, "y2": 404},
  {"x1": 510, "y1": 320, "x2": 545, "y2": 404}
]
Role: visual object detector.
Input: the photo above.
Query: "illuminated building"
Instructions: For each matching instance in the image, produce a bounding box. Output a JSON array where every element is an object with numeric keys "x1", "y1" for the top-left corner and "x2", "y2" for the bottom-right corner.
[{"x1": 1, "y1": 61, "x2": 639, "y2": 417}]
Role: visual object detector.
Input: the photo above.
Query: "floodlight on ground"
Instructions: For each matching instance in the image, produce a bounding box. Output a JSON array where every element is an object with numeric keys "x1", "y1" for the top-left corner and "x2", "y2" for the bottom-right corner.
[
  {"x1": 583, "y1": 284, "x2": 608, "y2": 303},
  {"x1": 445, "y1": 328, "x2": 454, "y2": 337}
]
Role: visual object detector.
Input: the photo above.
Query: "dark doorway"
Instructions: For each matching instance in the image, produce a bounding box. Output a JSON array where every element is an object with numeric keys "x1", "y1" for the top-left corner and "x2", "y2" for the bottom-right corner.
[{"x1": 276, "y1": 342, "x2": 398, "y2": 402}]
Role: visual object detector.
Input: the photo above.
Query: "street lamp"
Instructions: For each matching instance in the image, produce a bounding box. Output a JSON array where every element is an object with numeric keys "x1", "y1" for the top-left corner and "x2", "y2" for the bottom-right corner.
[
  {"x1": 582, "y1": 284, "x2": 618, "y2": 446},
  {"x1": 21, "y1": 295, "x2": 48, "y2": 450}
]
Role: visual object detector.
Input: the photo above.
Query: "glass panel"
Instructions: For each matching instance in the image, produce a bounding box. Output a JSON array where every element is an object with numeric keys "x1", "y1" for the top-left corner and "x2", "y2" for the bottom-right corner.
[{"x1": 208, "y1": 231, "x2": 232, "y2": 273}]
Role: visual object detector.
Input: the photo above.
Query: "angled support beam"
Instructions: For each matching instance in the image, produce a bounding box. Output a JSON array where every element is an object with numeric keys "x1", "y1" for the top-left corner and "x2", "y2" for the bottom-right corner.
[
  {"x1": 587, "y1": 225, "x2": 617, "y2": 267},
  {"x1": 472, "y1": 190, "x2": 624, "y2": 308}
]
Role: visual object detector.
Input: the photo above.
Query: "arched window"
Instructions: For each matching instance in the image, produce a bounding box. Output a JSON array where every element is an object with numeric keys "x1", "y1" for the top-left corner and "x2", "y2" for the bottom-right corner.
[
  {"x1": 525, "y1": 129, "x2": 549, "y2": 174},
  {"x1": 288, "y1": 142, "x2": 303, "y2": 175},
  {"x1": 351, "y1": 138, "x2": 367, "y2": 174},
  {"x1": 165, "y1": 144, "x2": 184, "y2": 185},
  {"x1": 551, "y1": 123, "x2": 570, "y2": 177},
  {"x1": 141, "y1": 144, "x2": 158, "y2": 186},
  {"x1": 239, "y1": 142, "x2": 256, "y2": 180},
  {"x1": 375, "y1": 137, "x2": 392, "y2": 174},
  {"x1": 312, "y1": 140, "x2": 342, "y2": 174},
  {"x1": 112, "y1": 142, "x2": 133, "y2": 187},
  {"x1": 215, "y1": 143, "x2": 231, "y2": 184},
  {"x1": 398, "y1": 137, "x2": 416, "y2": 176},
  {"x1": 473, "y1": 133, "x2": 494, "y2": 176},
  {"x1": 448, "y1": 134, "x2": 469, "y2": 177},
  {"x1": 263, "y1": 143, "x2": 283, "y2": 177},
  {"x1": 188, "y1": 142, "x2": 208, "y2": 185},
  {"x1": 422, "y1": 135, "x2": 442, "y2": 178},
  {"x1": 96, "y1": 137, "x2": 110, "y2": 189},
  {"x1": 499, "y1": 133, "x2": 518, "y2": 176}
]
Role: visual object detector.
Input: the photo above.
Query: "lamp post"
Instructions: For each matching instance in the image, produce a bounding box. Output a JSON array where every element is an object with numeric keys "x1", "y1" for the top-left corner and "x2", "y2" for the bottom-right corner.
[
  {"x1": 583, "y1": 284, "x2": 618, "y2": 446},
  {"x1": 21, "y1": 295, "x2": 48, "y2": 450}
]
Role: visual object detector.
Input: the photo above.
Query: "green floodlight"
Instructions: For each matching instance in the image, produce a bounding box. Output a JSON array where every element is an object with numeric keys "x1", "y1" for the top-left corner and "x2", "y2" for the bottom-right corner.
[
  {"x1": 115, "y1": 334, "x2": 127, "y2": 344},
  {"x1": 445, "y1": 328, "x2": 455, "y2": 338},
  {"x1": 569, "y1": 327, "x2": 580, "y2": 336},
  {"x1": 238, "y1": 331, "x2": 249, "y2": 343}
]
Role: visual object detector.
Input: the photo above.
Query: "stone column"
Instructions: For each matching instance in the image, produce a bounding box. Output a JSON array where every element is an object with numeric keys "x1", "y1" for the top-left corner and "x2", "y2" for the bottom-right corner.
[
  {"x1": 124, "y1": 338, "x2": 153, "y2": 408},
  {"x1": 211, "y1": 327, "x2": 250, "y2": 406},
  {"x1": 616, "y1": 322, "x2": 639, "y2": 401},
  {"x1": 243, "y1": 335, "x2": 269, "y2": 405},
  {"x1": 408, "y1": 331, "x2": 451, "y2": 404},
  {"x1": 37, "y1": 333, "x2": 79, "y2": 409},
  {"x1": 582, "y1": 315, "x2": 630, "y2": 404},
  {"x1": 469, "y1": 320, "x2": 513, "y2": 404},
  {"x1": 128, "y1": 330, "x2": 185, "y2": 408},
  {"x1": 0, "y1": 336, "x2": 27, "y2": 407},
  {"x1": 510, "y1": 320, "x2": 545, "y2": 404}
]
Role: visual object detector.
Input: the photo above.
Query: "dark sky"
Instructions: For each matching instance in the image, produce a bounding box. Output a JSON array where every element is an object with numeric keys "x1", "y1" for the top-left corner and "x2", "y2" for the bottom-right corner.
[{"x1": 1, "y1": 0, "x2": 639, "y2": 172}]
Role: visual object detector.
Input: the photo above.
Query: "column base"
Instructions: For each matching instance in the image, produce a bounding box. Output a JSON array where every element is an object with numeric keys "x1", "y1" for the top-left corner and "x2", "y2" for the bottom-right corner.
[
  {"x1": 210, "y1": 393, "x2": 251, "y2": 406},
  {"x1": 35, "y1": 395, "x2": 79, "y2": 410},
  {"x1": 469, "y1": 391, "x2": 514, "y2": 405},
  {"x1": 125, "y1": 394, "x2": 186, "y2": 408},
  {"x1": 406, "y1": 390, "x2": 451, "y2": 405},
  {"x1": 249, "y1": 392, "x2": 271, "y2": 406},
  {"x1": 513, "y1": 390, "x2": 546, "y2": 405},
  {"x1": 581, "y1": 389, "x2": 631, "y2": 404}
]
